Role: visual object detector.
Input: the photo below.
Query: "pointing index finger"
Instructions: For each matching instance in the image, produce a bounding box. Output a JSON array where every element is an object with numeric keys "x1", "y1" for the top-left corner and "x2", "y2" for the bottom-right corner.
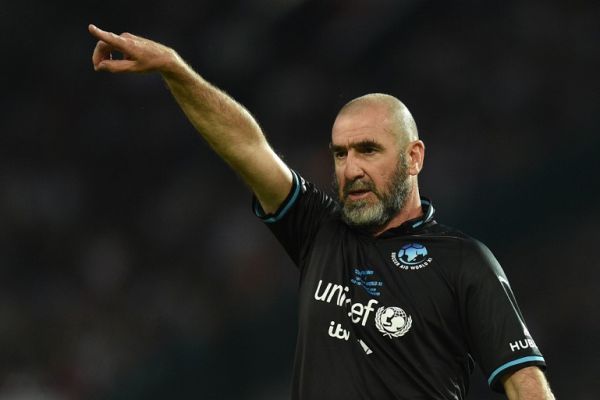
[{"x1": 88, "y1": 24, "x2": 126, "y2": 50}]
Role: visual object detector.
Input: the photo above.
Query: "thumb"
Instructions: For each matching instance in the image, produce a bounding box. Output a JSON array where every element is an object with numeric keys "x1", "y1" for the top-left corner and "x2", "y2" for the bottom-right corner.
[{"x1": 95, "y1": 59, "x2": 138, "y2": 73}]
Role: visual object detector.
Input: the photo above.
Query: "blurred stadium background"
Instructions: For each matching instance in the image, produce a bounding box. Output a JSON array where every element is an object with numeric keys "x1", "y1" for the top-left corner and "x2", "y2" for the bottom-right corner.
[{"x1": 0, "y1": 0, "x2": 598, "y2": 398}]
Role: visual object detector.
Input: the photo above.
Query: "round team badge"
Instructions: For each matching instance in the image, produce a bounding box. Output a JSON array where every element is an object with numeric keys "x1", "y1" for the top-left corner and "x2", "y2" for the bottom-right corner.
[
  {"x1": 391, "y1": 243, "x2": 433, "y2": 270},
  {"x1": 398, "y1": 243, "x2": 428, "y2": 265},
  {"x1": 375, "y1": 306, "x2": 412, "y2": 338}
]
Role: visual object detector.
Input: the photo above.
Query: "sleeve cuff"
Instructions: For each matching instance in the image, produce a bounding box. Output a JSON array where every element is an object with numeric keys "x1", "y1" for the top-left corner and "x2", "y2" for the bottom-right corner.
[
  {"x1": 488, "y1": 356, "x2": 546, "y2": 392},
  {"x1": 252, "y1": 170, "x2": 301, "y2": 223}
]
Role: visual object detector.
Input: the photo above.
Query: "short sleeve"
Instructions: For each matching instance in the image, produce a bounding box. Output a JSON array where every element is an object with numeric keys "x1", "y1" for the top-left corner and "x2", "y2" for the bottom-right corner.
[
  {"x1": 252, "y1": 170, "x2": 337, "y2": 266},
  {"x1": 457, "y1": 239, "x2": 546, "y2": 392}
]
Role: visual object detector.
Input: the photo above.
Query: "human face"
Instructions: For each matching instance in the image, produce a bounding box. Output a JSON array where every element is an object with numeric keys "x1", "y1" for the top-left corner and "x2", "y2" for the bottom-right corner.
[
  {"x1": 331, "y1": 105, "x2": 411, "y2": 228},
  {"x1": 333, "y1": 153, "x2": 411, "y2": 228}
]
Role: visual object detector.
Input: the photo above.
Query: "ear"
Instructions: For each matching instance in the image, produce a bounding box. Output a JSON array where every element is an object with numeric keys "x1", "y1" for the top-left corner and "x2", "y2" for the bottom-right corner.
[{"x1": 407, "y1": 140, "x2": 425, "y2": 176}]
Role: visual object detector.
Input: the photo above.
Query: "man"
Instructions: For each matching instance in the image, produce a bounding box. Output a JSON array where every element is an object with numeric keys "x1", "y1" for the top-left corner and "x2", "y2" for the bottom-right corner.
[{"x1": 88, "y1": 24, "x2": 555, "y2": 399}]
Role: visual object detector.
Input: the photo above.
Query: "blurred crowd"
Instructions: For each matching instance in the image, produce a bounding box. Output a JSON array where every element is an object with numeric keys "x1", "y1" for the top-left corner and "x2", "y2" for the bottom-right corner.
[{"x1": 0, "y1": 0, "x2": 598, "y2": 399}]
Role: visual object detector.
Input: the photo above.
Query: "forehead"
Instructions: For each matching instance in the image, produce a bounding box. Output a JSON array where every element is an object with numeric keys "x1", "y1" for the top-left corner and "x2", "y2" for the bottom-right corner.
[{"x1": 331, "y1": 105, "x2": 397, "y2": 146}]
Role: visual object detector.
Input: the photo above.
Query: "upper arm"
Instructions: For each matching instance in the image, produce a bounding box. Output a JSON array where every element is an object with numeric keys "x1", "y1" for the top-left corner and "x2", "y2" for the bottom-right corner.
[
  {"x1": 457, "y1": 240, "x2": 546, "y2": 391},
  {"x1": 502, "y1": 366, "x2": 554, "y2": 399}
]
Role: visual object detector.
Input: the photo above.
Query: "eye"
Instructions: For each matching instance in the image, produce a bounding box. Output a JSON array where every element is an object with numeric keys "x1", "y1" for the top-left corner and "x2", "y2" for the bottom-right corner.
[
  {"x1": 334, "y1": 150, "x2": 347, "y2": 159},
  {"x1": 358, "y1": 145, "x2": 379, "y2": 155},
  {"x1": 362, "y1": 146, "x2": 376, "y2": 154}
]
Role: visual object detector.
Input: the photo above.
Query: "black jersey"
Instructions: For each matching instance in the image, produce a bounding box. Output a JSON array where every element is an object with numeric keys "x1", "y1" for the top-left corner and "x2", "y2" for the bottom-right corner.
[{"x1": 253, "y1": 171, "x2": 546, "y2": 400}]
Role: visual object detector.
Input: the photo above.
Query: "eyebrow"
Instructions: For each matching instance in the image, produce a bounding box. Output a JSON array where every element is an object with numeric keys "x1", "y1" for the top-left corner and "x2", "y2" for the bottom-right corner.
[{"x1": 329, "y1": 139, "x2": 383, "y2": 153}]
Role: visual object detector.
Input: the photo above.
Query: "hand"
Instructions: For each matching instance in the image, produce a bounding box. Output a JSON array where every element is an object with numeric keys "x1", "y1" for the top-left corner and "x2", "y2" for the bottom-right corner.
[{"x1": 88, "y1": 24, "x2": 179, "y2": 74}]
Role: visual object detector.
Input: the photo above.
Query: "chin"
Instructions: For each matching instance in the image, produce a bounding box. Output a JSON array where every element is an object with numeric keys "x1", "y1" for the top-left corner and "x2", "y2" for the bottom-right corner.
[{"x1": 342, "y1": 205, "x2": 387, "y2": 227}]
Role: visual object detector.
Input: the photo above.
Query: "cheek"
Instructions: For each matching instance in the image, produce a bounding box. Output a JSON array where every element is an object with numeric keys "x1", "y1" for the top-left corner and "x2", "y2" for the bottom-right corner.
[
  {"x1": 338, "y1": 177, "x2": 346, "y2": 194},
  {"x1": 334, "y1": 167, "x2": 344, "y2": 184},
  {"x1": 373, "y1": 176, "x2": 388, "y2": 191},
  {"x1": 369, "y1": 165, "x2": 392, "y2": 187}
]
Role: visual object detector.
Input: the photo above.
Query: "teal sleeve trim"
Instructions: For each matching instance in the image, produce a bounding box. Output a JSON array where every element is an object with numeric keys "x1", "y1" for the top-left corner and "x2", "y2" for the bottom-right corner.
[
  {"x1": 253, "y1": 170, "x2": 301, "y2": 223},
  {"x1": 488, "y1": 356, "x2": 546, "y2": 386}
]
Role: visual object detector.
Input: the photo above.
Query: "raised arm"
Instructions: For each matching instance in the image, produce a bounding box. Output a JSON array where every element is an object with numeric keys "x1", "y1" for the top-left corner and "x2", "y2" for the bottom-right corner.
[
  {"x1": 502, "y1": 366, "x2": 555, "y2": 400},
  {"x1": 88, "y1": 24, "x2": 292, "y2": 214}
]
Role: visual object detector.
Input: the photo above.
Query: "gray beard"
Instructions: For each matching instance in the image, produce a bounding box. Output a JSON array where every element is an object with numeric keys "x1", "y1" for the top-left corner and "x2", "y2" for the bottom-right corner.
[{"x1": 333, "y1": 156, "x2": 411, "y2": 230}]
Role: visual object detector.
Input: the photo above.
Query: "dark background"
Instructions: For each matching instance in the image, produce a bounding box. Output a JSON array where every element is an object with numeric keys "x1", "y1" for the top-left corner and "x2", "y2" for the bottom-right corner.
[{"x1": 0, "y1": 0, "x2": 598, "y2": 398}]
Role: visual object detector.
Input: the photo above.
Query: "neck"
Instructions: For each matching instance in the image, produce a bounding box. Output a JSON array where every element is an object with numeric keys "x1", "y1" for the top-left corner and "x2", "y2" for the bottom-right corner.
[{"x1": 372, "y1": 186, "x2": 423, "y2": 237}]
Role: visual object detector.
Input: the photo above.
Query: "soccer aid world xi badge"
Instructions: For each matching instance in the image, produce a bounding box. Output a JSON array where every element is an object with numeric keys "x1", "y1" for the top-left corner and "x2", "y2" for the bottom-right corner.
[{"x1": 391, "y1": 243, "x2": 433, "y2": 271}]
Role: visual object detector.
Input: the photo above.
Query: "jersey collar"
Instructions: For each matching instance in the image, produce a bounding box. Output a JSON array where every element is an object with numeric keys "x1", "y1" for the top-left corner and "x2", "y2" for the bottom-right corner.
[{"x1": 377, "y1": 196, "x2": 436, "y2": 238}]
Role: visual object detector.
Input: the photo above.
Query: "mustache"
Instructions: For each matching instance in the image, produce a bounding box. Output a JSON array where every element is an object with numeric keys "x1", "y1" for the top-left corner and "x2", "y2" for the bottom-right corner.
[{"x1": 342, "y1": 179, "x2": 376, "y2": 198}]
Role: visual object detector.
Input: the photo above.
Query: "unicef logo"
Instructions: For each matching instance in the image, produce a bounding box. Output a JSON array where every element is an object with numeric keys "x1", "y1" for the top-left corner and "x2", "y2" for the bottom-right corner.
[
  {"x1": 375, "y1": 306, "x2": 412, "y2": 338},
  {"x1": 398, "y1": 243, "x2": 428, "y2": 265}
]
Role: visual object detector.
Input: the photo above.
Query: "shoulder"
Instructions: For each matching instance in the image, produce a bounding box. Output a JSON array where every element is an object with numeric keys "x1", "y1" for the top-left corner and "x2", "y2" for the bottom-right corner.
[
  {"x1": 421, "y1": 223, "x2": 488, "y2": 253},
  {"x1": 255, "y1": 170, "x2": 339, "y2": 223},
  {"x1": 423, "y1": 223, "x2": 502, "y2": 275}
]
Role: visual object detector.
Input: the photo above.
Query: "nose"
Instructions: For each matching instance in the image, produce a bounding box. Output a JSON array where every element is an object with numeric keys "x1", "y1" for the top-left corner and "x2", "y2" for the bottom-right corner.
[{"x1": 344, "y1": 152, "x2": 365, "y2": 181}]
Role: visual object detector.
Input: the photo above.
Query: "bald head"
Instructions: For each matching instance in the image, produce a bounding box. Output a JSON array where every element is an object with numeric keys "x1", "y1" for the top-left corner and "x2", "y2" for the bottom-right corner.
[{"x1": 336, "y1": 93, "x2": 418, "y2": 144}]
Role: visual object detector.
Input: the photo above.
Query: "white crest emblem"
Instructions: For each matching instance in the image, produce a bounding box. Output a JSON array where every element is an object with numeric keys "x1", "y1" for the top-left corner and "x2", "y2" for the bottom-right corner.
[{"x1": 375, "y1": 306, "x2": 412, "y2": 338}]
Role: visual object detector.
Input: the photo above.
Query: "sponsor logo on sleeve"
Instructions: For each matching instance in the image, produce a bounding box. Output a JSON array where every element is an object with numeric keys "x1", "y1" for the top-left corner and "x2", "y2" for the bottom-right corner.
[
  {"x1": 497, "y1": 275, "x2": 539, "y2": 353},
  {"x1": 509, "y1": 338, "x2": 538, "y2": 352}
]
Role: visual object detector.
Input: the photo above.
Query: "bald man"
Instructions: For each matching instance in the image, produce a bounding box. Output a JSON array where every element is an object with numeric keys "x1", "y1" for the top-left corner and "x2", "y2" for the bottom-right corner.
[{"x1": 88, "y1": 25, "x2": 554, "y2": 400}]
